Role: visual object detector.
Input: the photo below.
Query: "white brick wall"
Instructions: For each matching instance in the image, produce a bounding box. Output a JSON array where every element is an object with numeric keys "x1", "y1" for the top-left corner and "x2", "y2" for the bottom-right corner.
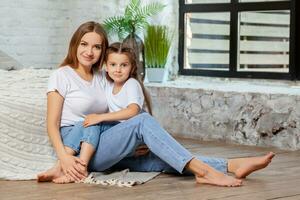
[
  {"x1": 0, "y1": 0, "x2": 116, "y2": 69},
  {"x1": 0, "y1": 0, "x2": 178, "y2": 75}
]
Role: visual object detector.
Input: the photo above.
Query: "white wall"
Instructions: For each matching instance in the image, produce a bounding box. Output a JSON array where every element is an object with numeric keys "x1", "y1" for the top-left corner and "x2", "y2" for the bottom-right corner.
[{"x1": 0, "y1": 0, "x2": 178, "y2": 74}]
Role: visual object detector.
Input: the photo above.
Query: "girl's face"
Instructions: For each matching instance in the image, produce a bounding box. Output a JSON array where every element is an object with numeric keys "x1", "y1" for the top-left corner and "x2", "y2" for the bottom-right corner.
[
  {"x1": 76, "y1": 32, "x2": 103, "y2": 69},
  {"x1": 106, "y1": 53, "x2": 132, "y2": 84}
]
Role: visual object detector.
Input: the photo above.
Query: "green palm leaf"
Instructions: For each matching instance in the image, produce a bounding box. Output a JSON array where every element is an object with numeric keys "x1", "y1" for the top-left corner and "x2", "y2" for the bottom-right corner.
[
  {"x1": 103, "y1": 0, "x2": 165, "y2": 40},
  {"x1": 125, "y1": 0, "x2": 141, "y2": 18},
  {"x1": 136, "y1": 3, "x2": 165, "y2": 19}
]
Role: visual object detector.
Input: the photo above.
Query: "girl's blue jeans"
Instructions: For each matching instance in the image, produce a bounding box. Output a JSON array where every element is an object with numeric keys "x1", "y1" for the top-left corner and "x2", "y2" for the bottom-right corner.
[{"x1": 60, "y1": 112, "x2": 227, "y2": 174}]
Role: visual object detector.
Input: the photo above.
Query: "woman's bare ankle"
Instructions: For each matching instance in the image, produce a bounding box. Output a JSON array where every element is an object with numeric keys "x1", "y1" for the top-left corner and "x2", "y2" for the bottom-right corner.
[
  {"x1": 195, "y1": 171, "x2": 242, "y2": 187},
  {"x1": 186, "y1": 158, "x2": 207, "y2": 177},
  {"x1": 186, "y1": 158, "x2": 242, "y2": 187}
]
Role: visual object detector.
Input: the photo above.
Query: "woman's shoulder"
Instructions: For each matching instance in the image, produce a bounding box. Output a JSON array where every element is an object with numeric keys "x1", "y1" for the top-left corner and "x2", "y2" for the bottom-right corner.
[
  {"x1": 48, "y1": 66, "x2": 74, "y2": 84},
  {"x1": 51, "y1": 65, "x2": 72, "y2": 76}
]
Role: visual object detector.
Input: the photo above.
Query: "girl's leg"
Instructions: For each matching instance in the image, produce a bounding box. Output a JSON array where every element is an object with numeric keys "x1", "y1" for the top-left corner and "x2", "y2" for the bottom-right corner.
[
  {"x1": 53, "y1": 125, "x2": 103, "y2": 184},
  {"x1": 37, "y1": 146, "x2": 76, "y2": 182},
  {"x1": 52, "y1": 143, "x2": 97, "y2": 184},
  {"x1": 90, "y1": 113, "x2": 242, "y2": 187},
  {"x1": 37, "y1": 123, "x2": 102, "y2": 182}
]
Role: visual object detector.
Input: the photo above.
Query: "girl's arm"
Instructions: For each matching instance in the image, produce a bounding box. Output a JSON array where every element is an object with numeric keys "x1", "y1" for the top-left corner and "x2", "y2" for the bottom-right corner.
[
  {"x1": 47, "y1": 91, "x2": 86, "y2": 180},
  {"x1": 83, "y1": 103, "x2": 140, "y2": 127}
]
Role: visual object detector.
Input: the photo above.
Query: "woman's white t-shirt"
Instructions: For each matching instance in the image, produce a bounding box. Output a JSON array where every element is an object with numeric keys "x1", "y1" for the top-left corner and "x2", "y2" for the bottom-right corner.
[
  {"x1": 105, "y1": 78, "x2": 144, "y2": 114},
  {"x1": 47, "y1": 66, "x2": 108, "y2": 127}
]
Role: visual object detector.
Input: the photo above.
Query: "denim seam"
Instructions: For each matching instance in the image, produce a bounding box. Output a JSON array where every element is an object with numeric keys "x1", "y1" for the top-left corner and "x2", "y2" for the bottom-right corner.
[
  {"x1": 80, "y1": 139, "x2": 97, "y2": 150},
  {"x1": 64, "y1": 144, "x2": 80, "y2": 154}
]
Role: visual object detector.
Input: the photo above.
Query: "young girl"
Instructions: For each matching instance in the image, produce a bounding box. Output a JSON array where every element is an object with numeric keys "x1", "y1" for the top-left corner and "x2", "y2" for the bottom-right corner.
[{"x1": 83, "y1": 42, "x2": 152, "y2": 127}]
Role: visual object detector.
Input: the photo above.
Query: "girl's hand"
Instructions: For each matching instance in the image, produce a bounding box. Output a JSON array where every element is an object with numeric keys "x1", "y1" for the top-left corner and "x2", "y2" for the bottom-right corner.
[
  {"x1": 83, "y1": 114, "x2": 102, "y2": 127},
  {"x1": 60, "y1": 154, "x2": 87, "y2": 181},
  {"x1": 134, "y1": 145, "x2": 150, "y2": 157}
]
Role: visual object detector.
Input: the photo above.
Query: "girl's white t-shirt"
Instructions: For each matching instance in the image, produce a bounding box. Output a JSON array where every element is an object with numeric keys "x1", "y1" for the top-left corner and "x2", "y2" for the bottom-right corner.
[
  {"x1": 47, "y1": 66, "x2": 108, "y2": 127},
  {"x1": 105, "y1": 78, "x2": 144, "y2": 114}
]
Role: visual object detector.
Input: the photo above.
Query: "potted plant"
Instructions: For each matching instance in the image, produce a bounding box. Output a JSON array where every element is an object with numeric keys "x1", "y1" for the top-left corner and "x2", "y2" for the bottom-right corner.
[
  {"x1": 144, "y1": 25, "x2": 172, "y2": 82},
  {"x1": 103, "y1": 0, "x2": 165, "y2": 81}
]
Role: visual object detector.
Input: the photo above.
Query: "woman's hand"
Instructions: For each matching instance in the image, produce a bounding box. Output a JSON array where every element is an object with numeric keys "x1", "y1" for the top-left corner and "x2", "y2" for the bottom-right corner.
[
  {"x1": 134, "y1": 145, "x2": 150, "y2": 157},
  {"x1": 60, "y1": 154, "x2": 87, "y2": 181},
  {"x1": 83, "y1": 114, "x2": 102, "y2": 127}
]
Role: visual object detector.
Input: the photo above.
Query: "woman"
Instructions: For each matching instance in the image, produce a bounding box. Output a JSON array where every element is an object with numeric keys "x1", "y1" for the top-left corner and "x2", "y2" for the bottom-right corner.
[{"x1": 37, "y1": 21, "x2": 275, "y2": 187}]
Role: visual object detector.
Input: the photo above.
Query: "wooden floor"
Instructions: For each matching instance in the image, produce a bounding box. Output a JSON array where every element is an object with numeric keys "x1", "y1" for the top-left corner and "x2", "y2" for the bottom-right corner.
[{"x1": 1, "y1": 138, "x2": 300, "y2": 200}]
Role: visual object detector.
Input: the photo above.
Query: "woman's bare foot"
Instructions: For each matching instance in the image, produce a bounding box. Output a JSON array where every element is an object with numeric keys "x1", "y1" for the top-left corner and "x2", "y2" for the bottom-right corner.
[
  {"x1": 231, "y1": 152, "x2": 275, "y2": 178},
  {"x1": 37, "y1": 162, "x2": 63, "y2": 182},
  {"x1": 187, "y1": 158, "x2": 242, "y2": 187},
  {"x1": 196, "y1": 169, "x2": 242, "y2": 187}
]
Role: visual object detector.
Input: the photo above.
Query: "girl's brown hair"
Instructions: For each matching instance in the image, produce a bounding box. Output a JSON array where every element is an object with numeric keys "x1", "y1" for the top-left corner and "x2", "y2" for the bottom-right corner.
[
  {"x1": 105, "y1": 42, "x2": 153, "y2": 115},
  {"x1": 60, "y1": 21, "x2": 108, "y2": 72}
]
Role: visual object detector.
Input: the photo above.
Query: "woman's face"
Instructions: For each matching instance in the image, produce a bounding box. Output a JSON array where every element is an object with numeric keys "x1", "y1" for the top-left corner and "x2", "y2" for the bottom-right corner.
[{"x1": 76, "y1": 32, "x2": 103, "y2": 69}]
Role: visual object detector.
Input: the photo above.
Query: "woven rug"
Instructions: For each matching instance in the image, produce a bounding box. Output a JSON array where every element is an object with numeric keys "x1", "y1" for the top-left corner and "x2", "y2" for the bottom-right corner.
[{"x1": 80, "y1": 169, "x2": 160, "y2": 187}]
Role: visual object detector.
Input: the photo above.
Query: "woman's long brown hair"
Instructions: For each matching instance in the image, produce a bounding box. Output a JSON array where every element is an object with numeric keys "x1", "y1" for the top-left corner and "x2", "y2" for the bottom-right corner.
[
  {"x1": 105, "y1": 42, "x2": 153, "y2": 115},
  {"x1": 60, "y1": 21, "x2": 108, "y2": 72}
]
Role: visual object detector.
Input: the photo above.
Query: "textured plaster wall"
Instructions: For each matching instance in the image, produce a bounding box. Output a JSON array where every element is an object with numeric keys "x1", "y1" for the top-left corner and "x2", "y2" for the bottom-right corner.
[{"x1": 146, "y1": 80, "x2": 300, "y2": 151}]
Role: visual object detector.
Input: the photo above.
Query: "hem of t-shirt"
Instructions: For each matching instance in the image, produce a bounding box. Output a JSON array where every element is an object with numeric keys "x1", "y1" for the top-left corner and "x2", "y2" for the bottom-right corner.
[
  {"x1": 46, "y1": 88, "x2": 65, "y2": 98},
  {"x1": 127, "y1": 100, "x2": 143, "y2": 109}
]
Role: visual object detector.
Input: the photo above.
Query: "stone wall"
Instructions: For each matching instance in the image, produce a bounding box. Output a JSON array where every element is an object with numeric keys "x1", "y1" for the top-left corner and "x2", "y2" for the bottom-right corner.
[
  {"x1": 146, "y1": 81, "x2": 300, "y2": 150},
  {"x1": 0, "y1": 0, "x2": 178, "y2": 73}
]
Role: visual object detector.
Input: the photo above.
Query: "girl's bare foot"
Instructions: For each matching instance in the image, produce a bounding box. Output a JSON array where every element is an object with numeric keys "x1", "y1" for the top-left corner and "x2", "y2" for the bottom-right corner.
[
  {"x1": 52, "y1": 174, "x2": 76, "y2": 184},
  {"x1": 196, "y1": 169, "x2": 242, "y2": 187},
  {"x1": 232, "y1": 152, "x2": 275, "y2": 178},
  {"x1": 52, "y1": 169, "x2": 88, "y2": 184},
  {"x1": 37, "y1": 162, "x2": 63, "y2": 182}
]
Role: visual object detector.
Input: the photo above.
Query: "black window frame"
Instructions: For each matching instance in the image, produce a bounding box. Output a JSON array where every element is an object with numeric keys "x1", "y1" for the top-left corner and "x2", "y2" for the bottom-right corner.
[{"x1": 178, "y1": 0, "x2": 299, "y2": 80}]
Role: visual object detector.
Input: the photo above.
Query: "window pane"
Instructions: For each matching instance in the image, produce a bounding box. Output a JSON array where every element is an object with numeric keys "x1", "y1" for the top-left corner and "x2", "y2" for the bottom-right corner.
[
  {"x1": 184, "y1": 12, "x2": 230, "y2": 71},
  {"x1": 240, "y1": 0, "x2": 289, "y2": 2},
  {"x1": 185, "y1": 0, "x2": 230, "y2": 4},
  {"x1": 238, "y1": 10, "x2": 290, "y2": 72}
]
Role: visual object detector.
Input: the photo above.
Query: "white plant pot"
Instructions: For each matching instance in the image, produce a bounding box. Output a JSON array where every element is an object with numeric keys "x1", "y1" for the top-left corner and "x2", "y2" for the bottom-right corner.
[{"x1": 146, "y1": 68, "x2": 166, "y2": 83}]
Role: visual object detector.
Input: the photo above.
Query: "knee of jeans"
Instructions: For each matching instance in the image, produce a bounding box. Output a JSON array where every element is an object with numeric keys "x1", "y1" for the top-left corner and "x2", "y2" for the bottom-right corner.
[
  {"x1": 135, "y1": 112, "x2": 152, "y2": 123},
  {"x1": 83, "y1": 125, "x2": 100, "y2": 135}
]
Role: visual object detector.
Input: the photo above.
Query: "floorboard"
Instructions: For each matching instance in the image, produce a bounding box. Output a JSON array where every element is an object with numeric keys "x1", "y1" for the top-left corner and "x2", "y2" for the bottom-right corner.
[{"x1": 1, "y1": 139, "x2": 299, "y2": 200}]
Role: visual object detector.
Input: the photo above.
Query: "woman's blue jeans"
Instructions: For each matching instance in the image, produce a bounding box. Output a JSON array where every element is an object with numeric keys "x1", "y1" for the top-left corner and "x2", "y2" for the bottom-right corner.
[{"x1": 61, "y1": 113, "x2": 227, "y2": 174}]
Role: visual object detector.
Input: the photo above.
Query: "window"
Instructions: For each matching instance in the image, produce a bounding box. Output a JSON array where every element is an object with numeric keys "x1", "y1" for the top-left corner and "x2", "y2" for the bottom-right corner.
[{"x1": 179, "y1": 0, "x2": 298, "y2": 80}]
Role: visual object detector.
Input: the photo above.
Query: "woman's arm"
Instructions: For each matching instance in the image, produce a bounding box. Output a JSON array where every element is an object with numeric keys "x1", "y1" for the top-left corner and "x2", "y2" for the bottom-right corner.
[
  {"x1": 83, "y1": 103, "x2": 140, "y2": 127},
  {"x1": 47, "y1": 92, "x2": 66, "y2": 158},
  {"x1": 47, "y1": 91, "x2": 86, "y2": 180}
]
